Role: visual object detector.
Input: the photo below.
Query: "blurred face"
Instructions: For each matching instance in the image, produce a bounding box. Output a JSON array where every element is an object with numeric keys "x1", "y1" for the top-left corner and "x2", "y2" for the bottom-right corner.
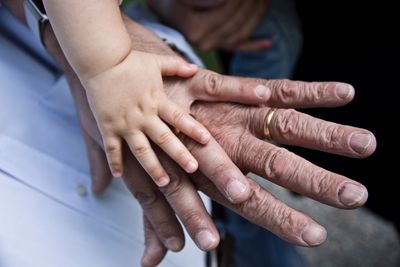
[{"x1": 179, "y1": 0, "x2": 227, "y2": 8}]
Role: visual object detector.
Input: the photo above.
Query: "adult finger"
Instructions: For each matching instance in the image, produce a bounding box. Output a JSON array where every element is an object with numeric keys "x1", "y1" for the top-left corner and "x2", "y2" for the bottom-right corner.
[
  {"x1": 191, "y1": 74, "x2": 356, "y2": 107},
  {"x1": 236, "y1": 134, "x2": 368, "y2": 209},
  {"x1": 82, "y1": 129, "x2": 112, "y2": 194},
  {"x1": 191, "y1": 172, "x2": 327, "y2": 247},
  {"x1": 125, "y1": 130, "x2": 170, "y2": 187},
  {"x1": 141, "y1": 215, "x2": 168, "y2": 267},
  {"x1": 183, "y1": 137, "x2": 251, "y2": 204},
  {"x1": 199, "y1": 0, "x2": 257, "y2": 50},
  {"x1": 225, "y1": 39, "x2": 272, "y2": 52},
  {"x1": 250, "y1": 108, "x2": 377, "y2": 158},
  {"x1": 145, "y1": 118, "x2": 199, "y2": 174},
  {"x1": 157, "y1": 151, "x2": 220, "y2": 251},
  {"x1": 222, "y1": 0, "x2": 268, "y2": 48},
  {"x1": 123, "y1": 155, "x2": 185, "y2": 252}
]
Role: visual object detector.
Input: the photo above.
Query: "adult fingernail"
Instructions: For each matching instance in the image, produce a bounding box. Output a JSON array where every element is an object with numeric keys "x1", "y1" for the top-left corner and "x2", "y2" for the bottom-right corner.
[
  {"x1": 195, "y1": 230, "x2": 218, "y2": 251},
  {"x1": 226, "y1": 180, "x2": 248, "y2": 203},
  {"x1": 336, "y1": 84, "x2": 354, "y2": 100},
  {"x1": 350, "y1": 133, "x2": 372, "y2": 154},
  {"x1": 157, "y1": 176, "x2": 170, "y2": 187},
  {"x1": 255, "y1": 85, "x2": 271, "y2": 99},
  {"x1": 339, "y1": 183, "x2": 368, "y2": 207},
  {"x1": 302, "y1": 225, "x2": 327, "y2": 246},
  {"x1": 165, "y1": 237, "x2": 182, "y2": 252}
]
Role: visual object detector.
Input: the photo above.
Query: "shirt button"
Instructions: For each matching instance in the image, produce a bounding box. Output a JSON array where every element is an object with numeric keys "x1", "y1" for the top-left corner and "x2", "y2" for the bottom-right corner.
[{"x1": 76, "y1": 184, "x2": 88, "y2": 197}]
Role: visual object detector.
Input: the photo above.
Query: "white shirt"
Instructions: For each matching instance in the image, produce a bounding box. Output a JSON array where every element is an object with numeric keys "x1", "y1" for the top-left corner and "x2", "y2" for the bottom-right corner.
[{"x1": 0, "y1": 5, "x2": 206, "y2": 267}]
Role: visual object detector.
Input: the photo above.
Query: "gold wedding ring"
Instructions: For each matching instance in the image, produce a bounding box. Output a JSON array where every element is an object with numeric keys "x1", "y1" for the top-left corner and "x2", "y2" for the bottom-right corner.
[{"x1": 263, "y1": 108, "x2": 277, "y2": 140}]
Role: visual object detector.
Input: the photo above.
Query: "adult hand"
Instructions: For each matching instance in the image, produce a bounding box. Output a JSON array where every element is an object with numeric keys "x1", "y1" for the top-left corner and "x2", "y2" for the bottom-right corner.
[
  {"x1": 147, "y1": 0, "x2": 271, "y2": 52},
  {"x1": 42, "y1": 12, "x2": 376, "y2": 267}
]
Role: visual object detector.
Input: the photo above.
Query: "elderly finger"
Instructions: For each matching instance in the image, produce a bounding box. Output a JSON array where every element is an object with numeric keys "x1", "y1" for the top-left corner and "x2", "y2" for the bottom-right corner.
[
  {"x1": 125, "y1": 131, "x2": 170, "y2": 187},
  {"x1": 141, "y1": 215, "x2": 168, "y2": 267},
  {"x1": 265, "y1": 80, "x2": 355, "y2": 108},
  {"x1": 157, "y1": 151, "x2": 220, "y2": 251},
  {"x1": 183, "y1": 137, "x2": 251, "y2": 204},
  {"x1": 250, "y1": 108, "x2": 376, "y2": 158},
  {"x1": 225, "y1": 39, "x2": 272, "y2": 52},
  {"x1": 237, "y1": 135, "x2": 368, "y2": 209},
  {"x1": 191, "y1": 173, "x2": 327, "y2": 247},
  {"x1": 123, "y1": 156, "x2": 185, "y2": 252},
  {"x1": 145, "y1": 118, "x2": 199, "y2": 173}
]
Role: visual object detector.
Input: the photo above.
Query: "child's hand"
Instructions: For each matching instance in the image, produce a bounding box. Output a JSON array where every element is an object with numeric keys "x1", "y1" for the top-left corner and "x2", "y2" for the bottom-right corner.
[{"x1": 82, "y1": 50, "x2": 210, "y2": 186}]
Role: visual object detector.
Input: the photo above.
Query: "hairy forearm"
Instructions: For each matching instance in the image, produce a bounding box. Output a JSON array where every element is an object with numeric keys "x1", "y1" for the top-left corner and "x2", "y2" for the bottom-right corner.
[{"x1": 42, "y1": 0, "x2": 132, "y2": 80}]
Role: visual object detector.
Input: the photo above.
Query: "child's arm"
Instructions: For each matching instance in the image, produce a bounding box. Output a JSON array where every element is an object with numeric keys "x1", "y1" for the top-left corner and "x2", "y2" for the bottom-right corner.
[
  {"x1": 43, "y1": 0, "x2": 210, "y2": 185},
  {"x1": 43, "y1": 0, "x2": 131, "y2": 79}
]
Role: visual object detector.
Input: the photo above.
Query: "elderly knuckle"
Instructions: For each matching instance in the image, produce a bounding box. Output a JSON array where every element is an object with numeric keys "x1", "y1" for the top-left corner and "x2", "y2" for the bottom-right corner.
[
  {"x1": 321, "y1": 124, "x2": 345, "y2": 149},
  {"x1": 160, "y1": 173, "x2": 185, "y2": 198},
  {"x1": 274, "y1": 109, "x2": 301, "y2": 138},
  {"x1": 310, "y1": 169, "x2": 335, "y2": 198},
  {"x1": 182, "y1": 211, "x2": 205, "y2": 230},
  {"x1": 205, "y1": 73, "x2": 222, "y2": 97},
  {"x1": 134, "y1": 190, "x2": 158, "y2": 209},
  {"x1": 263, "y1": 147, "x2": 287, "y2": 179},
  {"x1": 275, "y1": 80, "x2": 299, "y2": 104}
]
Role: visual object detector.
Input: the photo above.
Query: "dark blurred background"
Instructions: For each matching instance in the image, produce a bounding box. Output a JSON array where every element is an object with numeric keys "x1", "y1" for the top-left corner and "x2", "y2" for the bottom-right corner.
[{"x1": 293, "y1": 0, "x2": 400, "y2": 231}]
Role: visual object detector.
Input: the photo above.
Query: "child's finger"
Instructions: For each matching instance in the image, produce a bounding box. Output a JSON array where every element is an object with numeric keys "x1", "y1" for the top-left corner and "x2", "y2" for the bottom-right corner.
[
  {"x1": 125, "y1": 131, "x2": 170, "y2": 187},
  {"x1": 103, "y1": 135, "x2": 123, "y2": 177},
  {"x1": 158, "y1": 55, "x2": 198, "y2": 78},
  {"x1": 145, "y1": 118, "x2": 199, "y2": 174},
  {"x1": 160, "y1": 100, "x2": 211, "y2": 145}
]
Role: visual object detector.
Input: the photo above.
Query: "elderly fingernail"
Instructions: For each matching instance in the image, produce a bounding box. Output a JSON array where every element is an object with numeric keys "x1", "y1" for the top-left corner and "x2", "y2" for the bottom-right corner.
[
  {"x1": 302, "y1": 225, "x2": 327, "y2": 246},
  {"x1": 226, "y1": 180, "x2": 249, "y2": 203},
  {"x1": 339, "y1": 183, "x2": 368, "y2": 207},
  {"x1": 350, "y1": 133, "x2": 372, "y2": 154},
  {"x1": 255, "y1": 85, "x2": 271, "y2": 99},
  {"x1": 165, "y1": 237, "x2": 182, "y2": 252},
  {"x1": 336, "y1": 84, "x2": 354, "y2": 100},
  {"x1": 195, "y1": 230, "x2": 218, "y2": 251}
]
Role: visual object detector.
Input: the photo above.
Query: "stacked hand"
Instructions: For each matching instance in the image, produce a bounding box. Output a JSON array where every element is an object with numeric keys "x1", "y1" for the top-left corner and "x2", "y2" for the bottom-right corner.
[{"x1": 43, "y1": 14, "x2": 376, "y2": 267}]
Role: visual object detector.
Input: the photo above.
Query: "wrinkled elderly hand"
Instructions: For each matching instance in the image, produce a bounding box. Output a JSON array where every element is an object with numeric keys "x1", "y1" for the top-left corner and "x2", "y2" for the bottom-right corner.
[
  {"x1": 43, "y1": 13, "x2": 376, "y2": 267},
  {"x1": 147, "y1": 0, "x2": 271, "y2": 52}
]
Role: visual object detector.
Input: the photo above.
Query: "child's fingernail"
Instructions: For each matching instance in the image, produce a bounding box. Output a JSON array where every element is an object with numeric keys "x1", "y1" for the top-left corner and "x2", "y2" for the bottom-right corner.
[
  {"x1": 157, "y1": 176, "x2": 170, "y2": 187},
  {"x1": 113, "y1": 170, "x2": 122, "y2": 177},
  {"x1": 200, "y1": 131, "x2": 211, "y2": 144}
]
